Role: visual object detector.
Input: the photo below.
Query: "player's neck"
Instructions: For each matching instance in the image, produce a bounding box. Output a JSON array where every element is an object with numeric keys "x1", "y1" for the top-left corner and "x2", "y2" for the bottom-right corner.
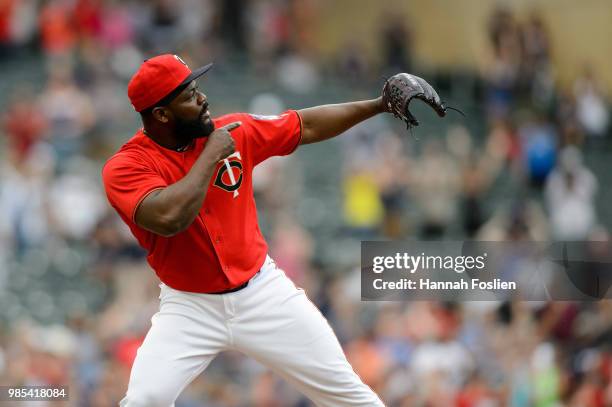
[{"x1": 142, "y1": 127, "x2": 193, "y2": 152}]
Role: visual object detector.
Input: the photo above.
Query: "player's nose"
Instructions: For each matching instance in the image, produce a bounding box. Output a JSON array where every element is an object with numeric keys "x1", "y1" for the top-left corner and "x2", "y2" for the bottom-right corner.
[{"x1": 197, "y1": 91, "x2": 206, "y2": 106}]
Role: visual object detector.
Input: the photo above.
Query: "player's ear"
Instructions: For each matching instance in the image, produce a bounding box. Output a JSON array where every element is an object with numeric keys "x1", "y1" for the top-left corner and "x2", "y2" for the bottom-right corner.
[{"x1": 151, "y1": 106, "x2": 171, "y2": 124}]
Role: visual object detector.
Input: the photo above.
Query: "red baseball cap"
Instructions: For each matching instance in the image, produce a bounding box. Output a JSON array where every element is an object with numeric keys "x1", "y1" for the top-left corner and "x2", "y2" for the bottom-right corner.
[{"x1": 127, "y1": 54, "x2": 213, "y2": 112}]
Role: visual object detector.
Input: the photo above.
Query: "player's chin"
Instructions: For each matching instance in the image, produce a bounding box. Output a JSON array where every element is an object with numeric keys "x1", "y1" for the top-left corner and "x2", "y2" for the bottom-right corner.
[
  {"x1": 202, "y1": 114, "x2": 213, "y2": 126},
  {"x1": 201, "y1": 117, "x2": 215, "y2": 137}
]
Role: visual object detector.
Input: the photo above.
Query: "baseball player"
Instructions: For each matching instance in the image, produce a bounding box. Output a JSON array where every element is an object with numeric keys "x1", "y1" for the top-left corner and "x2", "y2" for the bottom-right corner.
[{"x1": 102, "y1": 54, "x2": 446, "y2": 406}]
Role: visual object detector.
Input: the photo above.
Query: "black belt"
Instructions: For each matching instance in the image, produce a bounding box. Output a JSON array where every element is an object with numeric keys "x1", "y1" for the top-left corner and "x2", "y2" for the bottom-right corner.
[{"x1": 207, "y1": 280, "x2": 249, "y2": 295}]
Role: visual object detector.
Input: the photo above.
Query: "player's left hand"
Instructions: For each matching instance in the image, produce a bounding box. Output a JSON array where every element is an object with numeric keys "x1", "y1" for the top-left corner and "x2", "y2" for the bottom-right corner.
[{"x1": 381, "y1": 73, "x2": 447, "y2": 128}]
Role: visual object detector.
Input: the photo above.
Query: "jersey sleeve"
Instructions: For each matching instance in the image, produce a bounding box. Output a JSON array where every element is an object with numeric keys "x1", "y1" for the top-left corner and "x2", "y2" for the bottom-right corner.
[
  {"x1": 102, "y1": 154, "x2": 168, "y2": 222},
  {"x1": 241, "y1": 110, "x2": 302, "y2": 165}
]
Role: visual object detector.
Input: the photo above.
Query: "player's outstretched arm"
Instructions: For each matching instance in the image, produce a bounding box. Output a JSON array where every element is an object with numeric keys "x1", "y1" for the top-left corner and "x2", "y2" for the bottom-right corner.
[
  {"x1": 134, "y1": 122, "x2": 241, "y2": 237},
  {"x1": 297, "y1": 74, "x2": 448, "y2": 145},
  {"x1": 297, "y1": 98, "x2": 385, "y2": 145}
]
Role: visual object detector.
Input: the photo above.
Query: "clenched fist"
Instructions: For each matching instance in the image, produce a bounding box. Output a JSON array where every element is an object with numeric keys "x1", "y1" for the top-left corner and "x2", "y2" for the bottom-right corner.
[{"x1": 205, "y1": 121, "x2": 241, "y2": 162}]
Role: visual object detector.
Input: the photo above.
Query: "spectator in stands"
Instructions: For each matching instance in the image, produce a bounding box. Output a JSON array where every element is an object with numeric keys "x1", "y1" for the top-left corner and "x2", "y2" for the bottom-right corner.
[
  {"x1": 574, "y1": 66, "x2": 610, "y2": 145},
  {"x1": 38, "y1": 66, "x2": 96, "y2": 162},
  {"x1": 2, "y1": 88, "x2": 47, "y2": 161},
  {"x1": 545, "y1": 146, "x2": 598, "y2": 241},
  {"x1": 379, "y1": 12, "x2": 412, "y2": 74},
  {"x1": 519, "y1": 112, "x2": 557, "y2": 188},
  {"x1": 38, "y1": 0, "x2": 77, "y2": 56},
  {"x1": 413, "y1": 140, "x2": 460, "y2": 238}
]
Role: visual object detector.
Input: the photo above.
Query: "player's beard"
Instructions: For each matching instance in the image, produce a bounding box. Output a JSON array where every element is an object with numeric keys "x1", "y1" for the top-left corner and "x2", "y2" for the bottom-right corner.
[{"x1": 174, "y1": 108, "x2": 215, "y2": 145}]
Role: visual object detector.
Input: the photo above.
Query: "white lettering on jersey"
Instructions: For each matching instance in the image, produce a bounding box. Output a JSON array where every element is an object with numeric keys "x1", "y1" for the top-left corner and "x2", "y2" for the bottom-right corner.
[{"x1": 249, "y1": 114, "x2": 284, "y2": 121}]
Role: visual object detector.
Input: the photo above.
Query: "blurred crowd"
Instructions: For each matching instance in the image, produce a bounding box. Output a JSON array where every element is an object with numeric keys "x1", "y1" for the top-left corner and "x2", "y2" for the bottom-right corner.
[{"x1": 0, "y1": 1, "x2": 611, "y2": 406}]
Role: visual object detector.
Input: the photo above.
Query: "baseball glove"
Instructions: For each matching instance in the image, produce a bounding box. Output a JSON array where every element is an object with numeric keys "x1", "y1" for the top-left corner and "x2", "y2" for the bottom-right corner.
[{"x1": 382, "y1": 73, "x2": 449, "y2": 129}]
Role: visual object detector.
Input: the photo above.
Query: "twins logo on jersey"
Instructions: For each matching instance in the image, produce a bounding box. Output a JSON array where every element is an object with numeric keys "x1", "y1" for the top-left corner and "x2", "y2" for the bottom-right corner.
[{"x1": 214, "y1": 151, "x2": 243, "y2": 198}]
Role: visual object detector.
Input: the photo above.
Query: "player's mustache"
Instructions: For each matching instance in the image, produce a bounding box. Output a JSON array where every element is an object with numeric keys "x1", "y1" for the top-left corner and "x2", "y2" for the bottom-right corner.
[{"x1": 200, "y1": 103, "x2": 209, "y2": 119}]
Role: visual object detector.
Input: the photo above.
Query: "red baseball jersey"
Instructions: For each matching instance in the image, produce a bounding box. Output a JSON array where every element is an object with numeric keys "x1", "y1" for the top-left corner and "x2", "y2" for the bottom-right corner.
[{"x1": 102, "y1": 110, "x2": 302, "y2": 293}]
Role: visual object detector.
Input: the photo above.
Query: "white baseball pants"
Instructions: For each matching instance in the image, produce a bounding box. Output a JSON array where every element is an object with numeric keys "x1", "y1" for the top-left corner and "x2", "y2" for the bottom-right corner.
[{"x1": 119, "y1": 256, "x2": 384, "y2": 406}]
